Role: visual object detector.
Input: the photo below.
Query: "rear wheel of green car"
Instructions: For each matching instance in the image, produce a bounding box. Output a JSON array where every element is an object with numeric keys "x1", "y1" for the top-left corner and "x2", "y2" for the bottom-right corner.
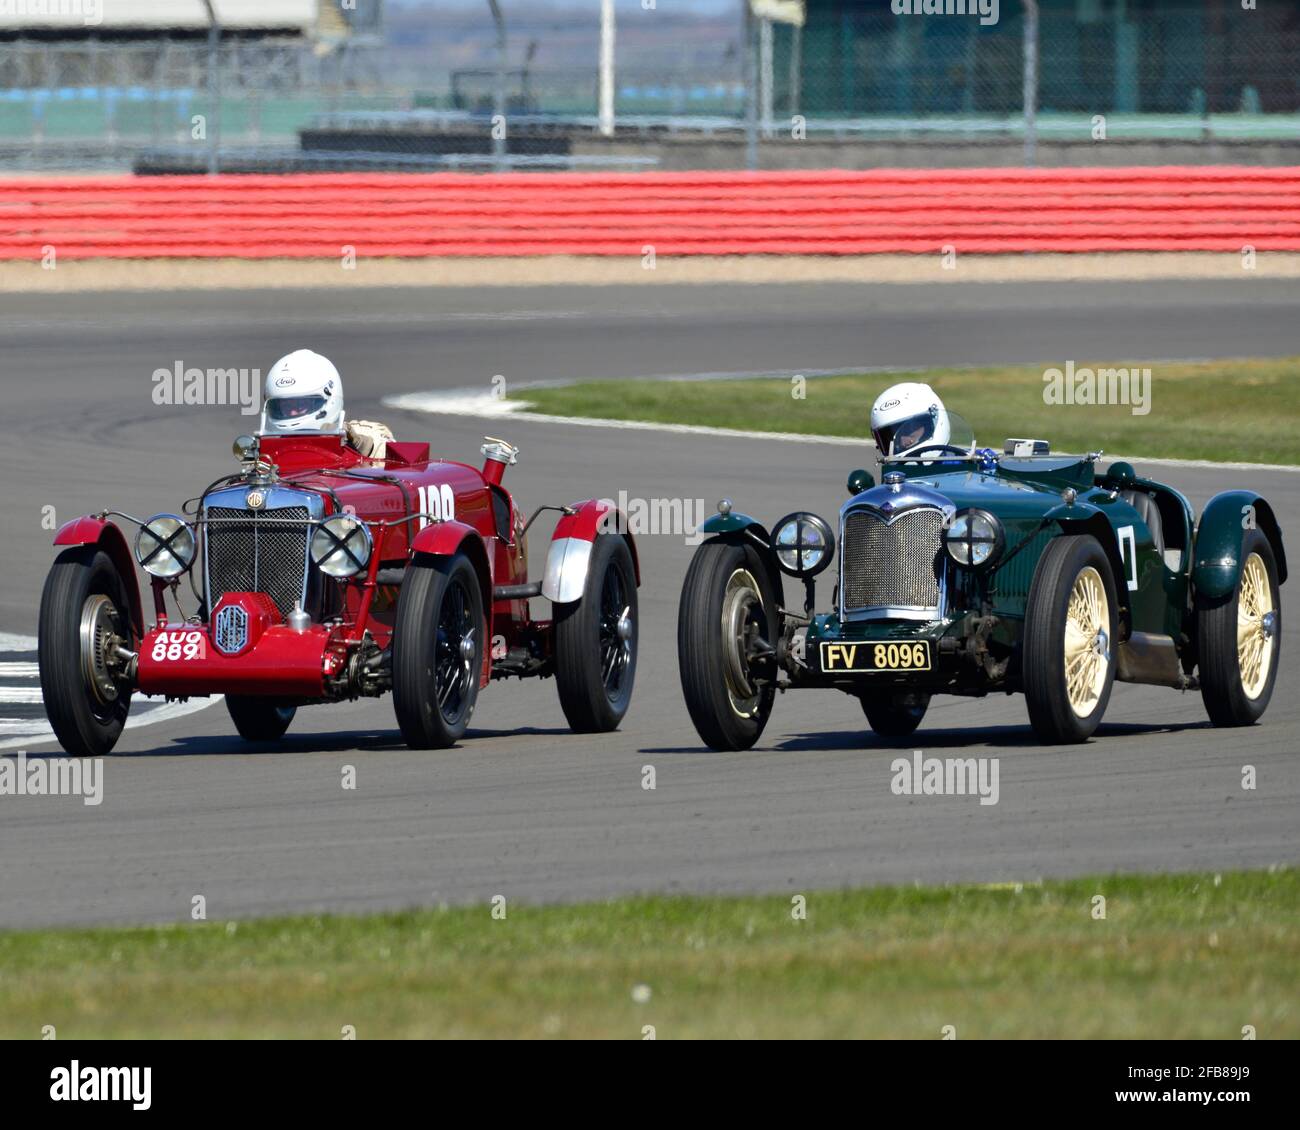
[
  {"x1": 860, "y1": 692, "x2": 929, "y2": 739},
  {"x1": 678, "y1": 539, "x2": 780, "y2": 751},
  {"x1": 1197, "y1": 529, "x2": 1281, "y2": 727},
  {"x1": 1023, "y1": 534, "x2": 1119, "y2": 744}
]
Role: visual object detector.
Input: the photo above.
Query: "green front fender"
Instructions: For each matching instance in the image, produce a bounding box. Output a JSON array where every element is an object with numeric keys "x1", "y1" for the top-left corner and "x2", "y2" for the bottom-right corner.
[
  {"x1": 698, "y1": 510, "x2": 771, "y2": 542},
  {"x1": 1193, "y1": 490, "x2": 1288, "y2": 600}
]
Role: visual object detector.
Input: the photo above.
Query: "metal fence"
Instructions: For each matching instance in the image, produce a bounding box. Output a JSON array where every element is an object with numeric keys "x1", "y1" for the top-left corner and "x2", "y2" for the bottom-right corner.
[{"x1": 1, "y1": 1, "x2": 1297, "y2": 173}]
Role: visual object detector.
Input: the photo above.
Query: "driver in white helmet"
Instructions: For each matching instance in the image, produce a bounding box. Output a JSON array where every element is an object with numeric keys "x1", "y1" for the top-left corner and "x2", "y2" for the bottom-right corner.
[
  {"x1": 261, "y1": 349, "x2": 345, "y2": 435},
  {"x1": 870, "y1": 381, "x2": 949, "y2": 460},
  {"x1": 260, "y1": 349, "x2": 393, "y2": 457}
]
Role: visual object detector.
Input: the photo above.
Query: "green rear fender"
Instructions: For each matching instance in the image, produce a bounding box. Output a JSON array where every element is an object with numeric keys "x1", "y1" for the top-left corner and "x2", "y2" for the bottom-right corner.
[{"x1": 1193, "y1": 491, "x2": 1288, "y2": 600}]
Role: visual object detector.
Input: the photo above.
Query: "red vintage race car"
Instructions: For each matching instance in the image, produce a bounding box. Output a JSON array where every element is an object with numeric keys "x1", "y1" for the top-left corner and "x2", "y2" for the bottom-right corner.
[{"x1": 38, "y1": 431, "x2": 639, "y2": 755}]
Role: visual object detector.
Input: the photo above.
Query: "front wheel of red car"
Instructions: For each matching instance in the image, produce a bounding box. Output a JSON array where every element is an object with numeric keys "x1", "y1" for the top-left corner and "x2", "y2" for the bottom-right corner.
[
  {"x1": 553, "y1": 534, "x2": 638, "y2": 733},
  {"x1": 392, "y1": 551, "x2": 484, "y2": 749},
  {"x1": 226, "y1": 696, "x2": 296, "y2": 742},
  {"x1": 38, "y1": 546, "x2": 135, "y2": 757}
]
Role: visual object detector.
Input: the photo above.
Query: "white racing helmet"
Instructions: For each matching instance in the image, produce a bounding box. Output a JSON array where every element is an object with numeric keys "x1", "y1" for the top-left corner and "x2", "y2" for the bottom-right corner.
[
  {"x1": 260, "y1": 349, "x2": 345, "y2": 435},
  {"x1": 870, "y1": 382, "x2": 949, "y2": 459}
]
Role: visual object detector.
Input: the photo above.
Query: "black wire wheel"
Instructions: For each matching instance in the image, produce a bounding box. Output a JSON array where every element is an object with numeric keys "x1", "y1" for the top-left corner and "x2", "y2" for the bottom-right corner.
[
  {"x1": 392, "y1": 551, "x2": 484, "y2": 749},
  {"x1": 554, "y1": 534, "x2": 638, "y2": 733},
  {"x1": 38, "y1": 546, "x2": 135, "y2": 757},
  {"x1": 225, "y1": 696, "x2": 296, "y2": 742}
]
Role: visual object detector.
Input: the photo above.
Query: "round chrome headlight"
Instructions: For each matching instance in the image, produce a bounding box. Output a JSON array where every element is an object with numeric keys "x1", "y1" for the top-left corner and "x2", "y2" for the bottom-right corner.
[
  {"x1": 134, "y1": 514, "x2": 196, "y2": 579},
  {"x1": 944, "y1": 509, "x2": 1004, "y2": 569},
  {"x1": 771, "y1": 512, "x2": 835, "y2": 578},
  {"x1": 310, "y1": 514, "x2": 373, "y2": 579}
]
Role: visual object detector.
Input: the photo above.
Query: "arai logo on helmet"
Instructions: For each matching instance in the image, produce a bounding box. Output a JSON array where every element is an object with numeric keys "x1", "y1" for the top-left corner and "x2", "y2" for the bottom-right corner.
[
  {"x1": 878, "y1": 399, "x2": 901, "y2": 411},
  {"x1": 274, "y1": 376, "x2": 296, "y2": 389}
]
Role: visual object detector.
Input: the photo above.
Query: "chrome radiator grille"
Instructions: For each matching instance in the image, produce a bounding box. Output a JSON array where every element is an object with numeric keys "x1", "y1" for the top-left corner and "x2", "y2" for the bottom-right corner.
[
  {"x1": 205, "y1": 505, "x2": 310, "y2": 616},
  {"x1": 841, "y1": 507, "x2": 944, "y2": 614}
]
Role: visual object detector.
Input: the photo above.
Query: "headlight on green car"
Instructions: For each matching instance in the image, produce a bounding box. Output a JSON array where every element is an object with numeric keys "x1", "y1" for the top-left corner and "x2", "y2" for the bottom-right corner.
[{"x1": 944, "y1": 509, "x2": 1004, "y2": 569}]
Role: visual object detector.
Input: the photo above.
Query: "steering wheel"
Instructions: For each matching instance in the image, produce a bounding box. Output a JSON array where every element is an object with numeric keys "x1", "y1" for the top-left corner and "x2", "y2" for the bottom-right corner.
[{"x1": 897, "y1": 443, "x2": 971, "y2": 459}]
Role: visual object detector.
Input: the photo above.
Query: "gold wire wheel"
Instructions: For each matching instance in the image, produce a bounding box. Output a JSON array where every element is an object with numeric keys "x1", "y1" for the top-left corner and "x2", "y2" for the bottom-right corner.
[
  {"x1": 1063, "y1": 565, "x2": 1110, "y2": 718},
  {"x1": 1237, "y1": 552, "x2": 1276, "y2": 700}
]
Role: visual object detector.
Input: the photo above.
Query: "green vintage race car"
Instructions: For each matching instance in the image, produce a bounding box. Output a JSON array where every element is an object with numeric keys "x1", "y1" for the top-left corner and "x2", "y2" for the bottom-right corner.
[{"x1": 677, "y1": 413, "x2": 1285, "y2": 748}]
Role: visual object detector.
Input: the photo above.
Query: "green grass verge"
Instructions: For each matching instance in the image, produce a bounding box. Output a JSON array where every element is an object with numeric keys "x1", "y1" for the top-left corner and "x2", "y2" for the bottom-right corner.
[
  {"x1": 512, "y1": 357, "x2": 1300, "y2": 465},
  {"x1": 1, "y1": 870, "x2": 1295, "y2": 1039}
]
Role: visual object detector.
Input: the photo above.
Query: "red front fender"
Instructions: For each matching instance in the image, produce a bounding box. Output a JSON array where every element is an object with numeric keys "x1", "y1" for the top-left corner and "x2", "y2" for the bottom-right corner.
[{"x1": 53, "y1": 516, "x2": 144, "y2": 642}]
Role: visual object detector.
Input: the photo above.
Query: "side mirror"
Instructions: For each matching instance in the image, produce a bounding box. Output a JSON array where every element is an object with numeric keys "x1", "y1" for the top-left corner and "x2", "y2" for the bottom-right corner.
[{"x1": 846, "y1": 468, "x2": 874, "y2": 496}]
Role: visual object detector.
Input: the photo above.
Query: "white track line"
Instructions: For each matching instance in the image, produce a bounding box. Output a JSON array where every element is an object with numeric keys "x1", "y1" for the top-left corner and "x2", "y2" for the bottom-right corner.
[
  {"x1": 385, "y1": 387, "x2": 1300, "y2": 473},
  {"x1": 0, "y1": 662, "x2": 39, "y2": 677},
  {"x1": 0, "y1": 696, "x2": 223, "y2": 753},
  {"x1": 0, "y1": 633, "x2": 221, "y2": 751},
  {"x1": 0, "y1": 688, "x2": 44, "y2": 704}
]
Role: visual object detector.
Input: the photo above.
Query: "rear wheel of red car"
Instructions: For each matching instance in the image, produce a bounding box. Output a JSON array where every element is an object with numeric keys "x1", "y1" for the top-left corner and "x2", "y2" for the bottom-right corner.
[
  {"x1": 38, "y1": 546, "x2": 135, "y2": 757},
  {"x1": 1023, "y1": 534, "x2": 1119, "y2": 744},
  {"x1": 554, "y1": 534, "x2": 638, "y2": 733},
  {"x1": 1197, "y1": 529, "x2": 1281, "y2": 727},
  {"x1": 392, "y1": 551, "x2": 483, "y2": 749},
  {"x1": 860, "y1": 692, "x2": 929, "y2": 738},
  {"x1": 225, "y1": 696, "x2": 296, "y2": 742},
  {"x1": 678, "y1": 539, "x2": 780, "y2": 751}
]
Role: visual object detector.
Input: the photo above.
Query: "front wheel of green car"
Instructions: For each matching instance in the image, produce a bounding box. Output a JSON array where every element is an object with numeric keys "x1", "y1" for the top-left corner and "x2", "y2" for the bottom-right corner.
[
  {"x1": 677, "y1": 539, "x2": 780, "y2": 751},
  {"x1": 1023, "y1": 534, "x2": 1119, "y2": 744}
]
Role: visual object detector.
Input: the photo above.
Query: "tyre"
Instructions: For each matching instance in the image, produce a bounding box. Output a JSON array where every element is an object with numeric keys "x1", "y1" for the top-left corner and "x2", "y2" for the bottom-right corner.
[
  {"x1": 391, "y1": 552, "x2": 484, "y2": 749},
  {"x1": 861, "y1": 691, "x2": 929, "y2": 738},
  {"x1": 226, "y1": 695, "x2": 296, "y2": 742},
  {"x1": 38, "y1": 546, "x2": 135, "y2": 757},
  {"x1": 1022, "y1": 534, "x2": 1119, "y2": 744},
  {"x1": 1197, "y1": 529, "x2": 1281, "y2": 726},
  {"x1": 677, "y1": 539, "x2": 780, "y2": 751},
  {"x1": 554, "y1": 534, "x2": 638, "y2": 733}
]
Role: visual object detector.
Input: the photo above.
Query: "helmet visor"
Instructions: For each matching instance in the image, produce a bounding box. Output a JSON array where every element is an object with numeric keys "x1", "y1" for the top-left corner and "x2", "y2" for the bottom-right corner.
[
  {"x1": 267, "y1": 394, "x2": 327, "y2": 422},
  {"x1": 873, "y1": 412, "x2": 936, "y2": 456}
]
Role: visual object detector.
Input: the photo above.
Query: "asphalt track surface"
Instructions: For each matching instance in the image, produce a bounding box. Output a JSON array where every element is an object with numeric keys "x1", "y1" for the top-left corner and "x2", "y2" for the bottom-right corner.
[{"x1": 0, "y1": 279, "x2": 1297, "y2": 928}]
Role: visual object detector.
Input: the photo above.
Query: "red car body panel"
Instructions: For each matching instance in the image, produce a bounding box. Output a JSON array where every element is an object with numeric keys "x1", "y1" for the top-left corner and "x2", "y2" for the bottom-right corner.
[{"x1": 67, "y1": 431, "x2": 630, "y2": 703}]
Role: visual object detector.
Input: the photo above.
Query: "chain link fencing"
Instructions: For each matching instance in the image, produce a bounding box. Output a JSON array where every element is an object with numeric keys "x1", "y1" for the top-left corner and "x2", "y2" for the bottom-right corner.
[{"x1": 1, "y1": 1, "x2": 1296, "y2": 174}]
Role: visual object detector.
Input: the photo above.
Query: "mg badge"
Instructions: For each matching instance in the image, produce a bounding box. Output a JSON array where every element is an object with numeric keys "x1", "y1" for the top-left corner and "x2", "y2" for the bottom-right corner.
[
  {"x1": 213, "y1": 604, "x2": 249, "y2": 655},
  {"x1": 246, "y1": 489, "x2": 266, "y2": 510}
]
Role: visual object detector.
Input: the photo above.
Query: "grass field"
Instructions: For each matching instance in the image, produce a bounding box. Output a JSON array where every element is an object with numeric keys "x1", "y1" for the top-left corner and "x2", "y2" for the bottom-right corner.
[
  {"x1": 1, "y1": 870, "x2": 1294, "y2": 1039},
  {"x1": 511, "y1": 356, "x2": 1300, "y2": 466}
]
